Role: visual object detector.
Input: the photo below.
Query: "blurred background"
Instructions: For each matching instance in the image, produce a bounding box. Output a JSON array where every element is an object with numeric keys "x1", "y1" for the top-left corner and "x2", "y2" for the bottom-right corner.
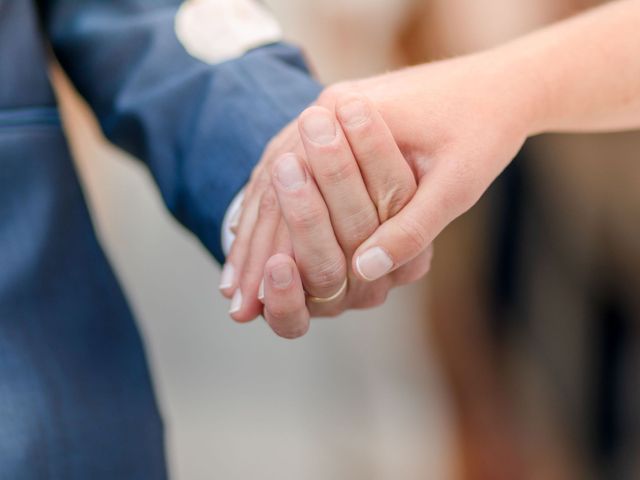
[{"x1": 53, "y1": 0, "x2": 640, "y2": 479}]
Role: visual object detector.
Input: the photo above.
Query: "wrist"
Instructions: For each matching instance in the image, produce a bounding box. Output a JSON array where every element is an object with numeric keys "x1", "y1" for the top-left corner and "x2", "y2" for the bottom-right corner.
[{"x1": 476, "y1": 45, "x2": 553, "y2": 139}]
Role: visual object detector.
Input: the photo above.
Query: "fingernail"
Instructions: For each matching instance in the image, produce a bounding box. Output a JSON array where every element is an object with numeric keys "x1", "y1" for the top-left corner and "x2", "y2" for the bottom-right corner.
[
  {"x1": 258, "y1": 279, "x2": 265, "y2": 302},
  {"x1": 356, "y1": 247, "x2": 394, "y2": 281},
  {"x1": 275, "y1": 154, "x2": 306, "y2": 190},
  {"x1": 301, "y1": 109, "x2": 337, "y2": 145},
  {"x1": 219, "y1": 263, "x2": 235, "y2": 290},
  {"x1": 230, "y1": 206, "x2": 242, "y2": 231},
  {"x1": 337, "y1": 98, "x2": 370, "y2": 127},
  {"x1": 270, "y1": 264, "x2": 293, "y2": 289},
  {"x1": 230, "y1": 289, "x2": 243, "y2": 314}
]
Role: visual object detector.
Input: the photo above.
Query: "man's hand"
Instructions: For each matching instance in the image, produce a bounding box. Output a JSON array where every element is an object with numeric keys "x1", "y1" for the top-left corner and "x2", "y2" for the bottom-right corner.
[{"x1": 221, "y1": 96, "x2": 433, "y2": 338}]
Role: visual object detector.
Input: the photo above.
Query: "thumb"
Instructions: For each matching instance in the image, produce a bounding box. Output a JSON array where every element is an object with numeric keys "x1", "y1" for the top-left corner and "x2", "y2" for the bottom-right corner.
[{"x1": 352, "y1": 173, "x2": 475, "y2": 281}]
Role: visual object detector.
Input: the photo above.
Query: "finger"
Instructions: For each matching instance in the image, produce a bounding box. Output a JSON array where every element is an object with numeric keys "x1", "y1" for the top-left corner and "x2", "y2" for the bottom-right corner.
[
  {"x1": 225, "y1": 122, "x2": 307, "y2": 297},
  {"x1": 305, "y1": 278, "x2": 349, "y2": 318},
  {"x1": 230, "y1": 187, "x2": 281, "y2": 323},
  {"x1": 272, "y1": 153, "x2": 348, "y2": 300},
  {"x1": 391, "y1": 244, "x2": 434, "y2": 285},
  {"x1": 336, "y1": 94, "x2": 417, "y2": 222},
  {"x1": 263, "y1": 254, "x2": 310, "y2": 340},
  {"x1": 337, "y1": 279, "x2": 391, "y2": 312},
  {"x1": 220, "y1": 182, "x2": 264, "y2": 298},
  {"x1": 298, "y1": 106, "x2": 379, "y2": 255},
  {"x1": 271, "y1": 219, "x2": 295, "y2": 256},
  {"x1": 353, "y1": 169, "x2": 470, "y2": 282}
]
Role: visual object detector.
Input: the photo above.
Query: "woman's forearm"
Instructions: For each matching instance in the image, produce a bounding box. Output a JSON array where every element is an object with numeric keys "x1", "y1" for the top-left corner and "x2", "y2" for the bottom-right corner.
[
  {"x1": 497, "y1": 0, "x2": 640, "y2": 135},
  {"x1": 340, "y1": 1, "x2": 640, "y2": 282}
]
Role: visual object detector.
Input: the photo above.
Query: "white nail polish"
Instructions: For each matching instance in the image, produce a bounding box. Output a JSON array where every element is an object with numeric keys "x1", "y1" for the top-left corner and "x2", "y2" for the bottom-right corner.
[
  {"x1": 230, "y1": 290, "x2": 243, "y2": 314},
  {"x1": 257, "y1": 279, "x2": 265, "y2": 302},
  {"x1": 356, "y1": 247, "x2": 394, "y2": 281},
  {"x1": 219, "y1": 264, "x2": 235, "y2": 290},
  {"x1": 230, "y1": 206, "x2": 242, "y2": 230}
]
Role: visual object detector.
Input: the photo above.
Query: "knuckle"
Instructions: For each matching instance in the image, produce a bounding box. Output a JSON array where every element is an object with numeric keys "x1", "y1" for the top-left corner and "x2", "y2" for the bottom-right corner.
[
  {"x1": 342, "y1": 207, "x2": 379, "y2": 242},
  {"x1": 306, "y1": 257, "x2": 347, "y2": 293},
  {"x1": 315, "y1": 156, "x2": 359, "y2": 184},
  {"x1": 287, "y1": 202, "x2": 326, "y2": 231},
  {"x1": 377, "y1": 183, "x2": 414, "y2": 221},
  {"x1": 259, "y1": 188, "x2": 279, "y2": 215}
]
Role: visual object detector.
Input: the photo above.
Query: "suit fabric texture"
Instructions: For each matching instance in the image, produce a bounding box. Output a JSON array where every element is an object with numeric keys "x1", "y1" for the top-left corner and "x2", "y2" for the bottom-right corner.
[{"x1": 0, "y1": 0, "x2": 321, "y2": 477}]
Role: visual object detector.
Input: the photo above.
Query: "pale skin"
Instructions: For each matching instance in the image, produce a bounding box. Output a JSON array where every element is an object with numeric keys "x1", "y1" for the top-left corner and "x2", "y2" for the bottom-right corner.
[{"x1": 222, "y1": 0, "x2": 640, "y2": 339}]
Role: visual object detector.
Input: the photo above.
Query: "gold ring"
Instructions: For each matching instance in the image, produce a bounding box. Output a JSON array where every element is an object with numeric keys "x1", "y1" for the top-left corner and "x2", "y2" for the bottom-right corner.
[{"x1": 307, "y1": 279, "x2": 348, "y2": 304}]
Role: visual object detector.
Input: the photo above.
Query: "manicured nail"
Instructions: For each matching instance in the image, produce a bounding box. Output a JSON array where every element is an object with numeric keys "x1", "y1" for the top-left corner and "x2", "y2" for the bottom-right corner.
[
  {"x1": 258, "y1": 279, "x2": 265, "y2": 302},
  {"x1": 301, "y1": 109, "x2": 337, "y2": 145},
  {"x1": 337, "y1": 97, "x2": 370, "y2": 127},
  {"x1": 270, "y1": 263, "x2": 293, "y2": 289},
  {"x1": 275, "y1": 154, "x2": 306, "y2": 190},
  {"x1": 230, "y1": 289, "x2": 243, "y2": 314},
  {"x1": 356, "y1": 247, "x2": 394, "y2": 281},
  {"x1": 230, "y1": 206, "x2": 242, "y2": 231},
  {"x1": 219, "y1": 263, "x2": 235, "y2": 290}
]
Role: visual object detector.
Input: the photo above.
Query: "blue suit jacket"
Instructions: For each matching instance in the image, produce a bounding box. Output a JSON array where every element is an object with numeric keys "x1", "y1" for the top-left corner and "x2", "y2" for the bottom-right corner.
[{"x1": 0, "y1": 1, "x2": 321, "y2": 477}]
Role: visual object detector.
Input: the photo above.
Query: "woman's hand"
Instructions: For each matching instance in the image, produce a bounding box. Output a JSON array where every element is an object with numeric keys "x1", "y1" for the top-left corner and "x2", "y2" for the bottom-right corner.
[
  {"x1": 325, "y1": 53, "x2": 535, "y2": 282},
  {"x1": 342, "y1": 0, "x2": 640, "y2": 280}
]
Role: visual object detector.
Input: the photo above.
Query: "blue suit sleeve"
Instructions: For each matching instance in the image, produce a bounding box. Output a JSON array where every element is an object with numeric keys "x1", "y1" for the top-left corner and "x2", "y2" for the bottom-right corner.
[{"x1": 38, "y1": 0, "x2": 322, "y2": 263}]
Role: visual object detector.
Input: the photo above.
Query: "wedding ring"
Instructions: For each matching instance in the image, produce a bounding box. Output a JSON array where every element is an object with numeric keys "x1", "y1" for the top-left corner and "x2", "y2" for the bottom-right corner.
[{"x1": 306, "y1": 279, "x2": 348, "y2": 304}]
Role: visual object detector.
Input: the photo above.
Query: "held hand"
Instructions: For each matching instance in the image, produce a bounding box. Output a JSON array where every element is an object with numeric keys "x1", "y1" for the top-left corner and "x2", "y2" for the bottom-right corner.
[
  {"x1": 225, "y1": 50, "x2": 532, "y2": 337},
  {"x1": 222, "y1": 96, "x2": 433, "y2": 338}
]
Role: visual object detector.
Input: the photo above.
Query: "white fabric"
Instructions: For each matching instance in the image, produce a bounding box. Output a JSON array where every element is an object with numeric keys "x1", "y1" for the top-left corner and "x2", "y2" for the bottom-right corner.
[{"x1": 175, "y1": 0, "x2": 283, "y2": 65}]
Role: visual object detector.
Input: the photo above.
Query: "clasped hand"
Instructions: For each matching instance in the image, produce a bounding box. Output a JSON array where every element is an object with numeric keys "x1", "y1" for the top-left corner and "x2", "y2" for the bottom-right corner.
[
  {"x1": 221, "y1": 94, "x2": 432, "y2": 338},
  {"x1": 221, "y1": 57, "x2": 530, "y2": 338}
]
